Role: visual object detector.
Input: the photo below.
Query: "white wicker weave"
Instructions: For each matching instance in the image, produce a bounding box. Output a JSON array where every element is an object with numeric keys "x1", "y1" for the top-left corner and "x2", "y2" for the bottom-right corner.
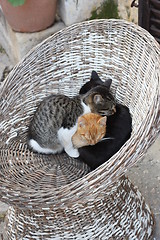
[{"x1": 0, "y1": 19, "x2": 159, "y2": 239}]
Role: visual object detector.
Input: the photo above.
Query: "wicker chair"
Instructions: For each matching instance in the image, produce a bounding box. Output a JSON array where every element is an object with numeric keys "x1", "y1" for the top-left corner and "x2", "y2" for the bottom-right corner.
[{"x1": 0, "y1": 19, "x2": 159, "y2": 239}]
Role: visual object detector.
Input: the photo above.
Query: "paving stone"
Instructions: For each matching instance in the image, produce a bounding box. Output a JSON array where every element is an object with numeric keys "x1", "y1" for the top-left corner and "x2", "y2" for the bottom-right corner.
[{"x1": 127, "y1": 135, "x2": 160, "y2": 239}]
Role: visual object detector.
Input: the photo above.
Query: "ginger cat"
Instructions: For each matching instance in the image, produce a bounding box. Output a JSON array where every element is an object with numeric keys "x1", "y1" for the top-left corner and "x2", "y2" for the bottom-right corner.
[{"x1": 72, "y1": 113, "x2": 107, "y2": 149}]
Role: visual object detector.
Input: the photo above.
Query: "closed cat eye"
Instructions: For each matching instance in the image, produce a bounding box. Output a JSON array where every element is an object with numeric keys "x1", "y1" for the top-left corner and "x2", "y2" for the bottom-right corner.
[{"x1": 112, "y1": 106, "x2": 116, "y2": 113}]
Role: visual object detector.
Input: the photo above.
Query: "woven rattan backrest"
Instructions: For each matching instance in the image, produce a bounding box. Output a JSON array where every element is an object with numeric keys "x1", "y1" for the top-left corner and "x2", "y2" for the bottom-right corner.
[{"x1": 0, "y1": 20, "x2": 159, "y2": 209}]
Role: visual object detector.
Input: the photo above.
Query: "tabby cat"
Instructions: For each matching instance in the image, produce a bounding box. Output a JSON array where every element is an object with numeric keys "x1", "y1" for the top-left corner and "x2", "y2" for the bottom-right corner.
[
  {"x1": 28, "y1": 71, "x2": 116, "y2": 158},
  {"x1": 78, "y1": 71, "x2": 132, "y2": 170},
  {"x1": 72, "y1": 113, "x2": 107, "y2": 148}
]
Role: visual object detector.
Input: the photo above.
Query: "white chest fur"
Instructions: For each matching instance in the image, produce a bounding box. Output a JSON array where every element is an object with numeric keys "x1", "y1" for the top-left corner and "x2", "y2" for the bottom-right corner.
[
  {"x1": 58, "y1": 125, "x2": 78, "y2": 157},
  {"x1": 81, "y1": 100, "x2": 91, "y2": 114},
  {"x1": 57, "y1": 100, "x2": 91, "y2": 157}
]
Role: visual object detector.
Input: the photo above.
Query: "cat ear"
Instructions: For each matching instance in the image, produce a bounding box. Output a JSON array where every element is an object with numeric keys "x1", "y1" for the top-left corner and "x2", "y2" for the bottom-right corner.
[
  {"x1": 91, "y1": 71, "x2": 102, "y2": 83},
  {"x1": 98, "y1": 116, "x2": 107, "y2": 126},
  {"x1": 78, "y1": 117, "x2": 86, "y2": 128},
  {"x1": 93, "y1": 94, "x2": 103, "y2": 104},
  {"x1": 104, "y1": 79, "x2": 112, "y2": 89}
]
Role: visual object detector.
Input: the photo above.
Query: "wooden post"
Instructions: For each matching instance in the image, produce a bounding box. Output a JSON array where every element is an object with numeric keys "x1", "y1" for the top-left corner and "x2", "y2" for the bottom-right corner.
[{"x1": 138, "y1": 0, "x2": 150, "y2": 31}]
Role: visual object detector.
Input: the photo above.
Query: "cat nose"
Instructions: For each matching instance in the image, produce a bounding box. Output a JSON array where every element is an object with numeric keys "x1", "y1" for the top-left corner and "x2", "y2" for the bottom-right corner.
[
  {"x1": 110, "y1": 106, "x2": 116, "y2": 115},
  {"x1": 112, "y1": 106, "x2": 116, "y2": 113}
]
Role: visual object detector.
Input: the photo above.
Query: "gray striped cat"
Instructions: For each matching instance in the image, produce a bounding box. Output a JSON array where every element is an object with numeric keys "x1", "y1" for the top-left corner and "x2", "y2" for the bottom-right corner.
[{"x1": 28, "y1": 71, "x2": 116, "y2": 158}]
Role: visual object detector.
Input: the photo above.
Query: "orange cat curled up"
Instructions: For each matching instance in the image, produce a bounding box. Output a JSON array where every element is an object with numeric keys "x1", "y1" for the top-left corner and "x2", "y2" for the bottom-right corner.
[{"x1": 72, "y1": 113, "x2": 107, "y2": 149}]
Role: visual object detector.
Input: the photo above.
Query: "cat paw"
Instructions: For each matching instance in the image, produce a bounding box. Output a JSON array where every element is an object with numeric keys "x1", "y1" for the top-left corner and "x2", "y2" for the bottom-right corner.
[{"x1": 65, "y1": 148, "x2": 79, "y2": 158}]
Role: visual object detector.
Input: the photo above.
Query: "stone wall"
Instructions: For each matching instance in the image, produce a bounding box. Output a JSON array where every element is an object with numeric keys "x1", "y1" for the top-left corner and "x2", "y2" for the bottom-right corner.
[
  {"x1": 57, "y1": 0, "x2": 138, "y2": 26},
  {"x1": 58, "y1": 0, "x2": 105, "y2": 26},
  {"x1": 0, "y1": 0, "x2": 138, "y2": 64}
]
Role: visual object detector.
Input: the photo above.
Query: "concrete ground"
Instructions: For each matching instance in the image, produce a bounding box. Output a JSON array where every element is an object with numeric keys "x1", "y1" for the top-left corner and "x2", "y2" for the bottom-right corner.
[{"x1": 127, "y1": 135, "x2": 160, "y2": 240}]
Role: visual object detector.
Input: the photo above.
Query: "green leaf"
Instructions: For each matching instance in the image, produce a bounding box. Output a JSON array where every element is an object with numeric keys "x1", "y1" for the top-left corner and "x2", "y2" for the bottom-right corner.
[{"x1": 8, "y1": 0, "x2": 26, "y2": 7}]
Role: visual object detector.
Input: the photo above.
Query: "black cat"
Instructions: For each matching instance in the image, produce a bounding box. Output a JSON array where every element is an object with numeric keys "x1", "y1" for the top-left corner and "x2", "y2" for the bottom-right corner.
[{"x1": 78, "y1": 71, "x2": 132, "y2": 170}]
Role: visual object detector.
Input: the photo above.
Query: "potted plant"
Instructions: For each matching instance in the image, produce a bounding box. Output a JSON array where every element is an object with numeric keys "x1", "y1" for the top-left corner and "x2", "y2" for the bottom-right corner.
[{"x1": 0, "y1": 0, "x2": 57, "y2": 32}]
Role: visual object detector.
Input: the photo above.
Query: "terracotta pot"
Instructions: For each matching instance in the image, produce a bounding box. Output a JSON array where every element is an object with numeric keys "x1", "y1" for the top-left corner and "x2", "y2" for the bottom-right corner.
[{"x1": 0, "y1": 0, "x2": 57, "y2": 32}]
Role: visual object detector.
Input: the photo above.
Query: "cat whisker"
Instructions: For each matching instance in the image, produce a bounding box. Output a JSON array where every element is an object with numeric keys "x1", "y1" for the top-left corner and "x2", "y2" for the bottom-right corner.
[{"x1": 99, "y1": 137, "x2": 114, "y2": 142}]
